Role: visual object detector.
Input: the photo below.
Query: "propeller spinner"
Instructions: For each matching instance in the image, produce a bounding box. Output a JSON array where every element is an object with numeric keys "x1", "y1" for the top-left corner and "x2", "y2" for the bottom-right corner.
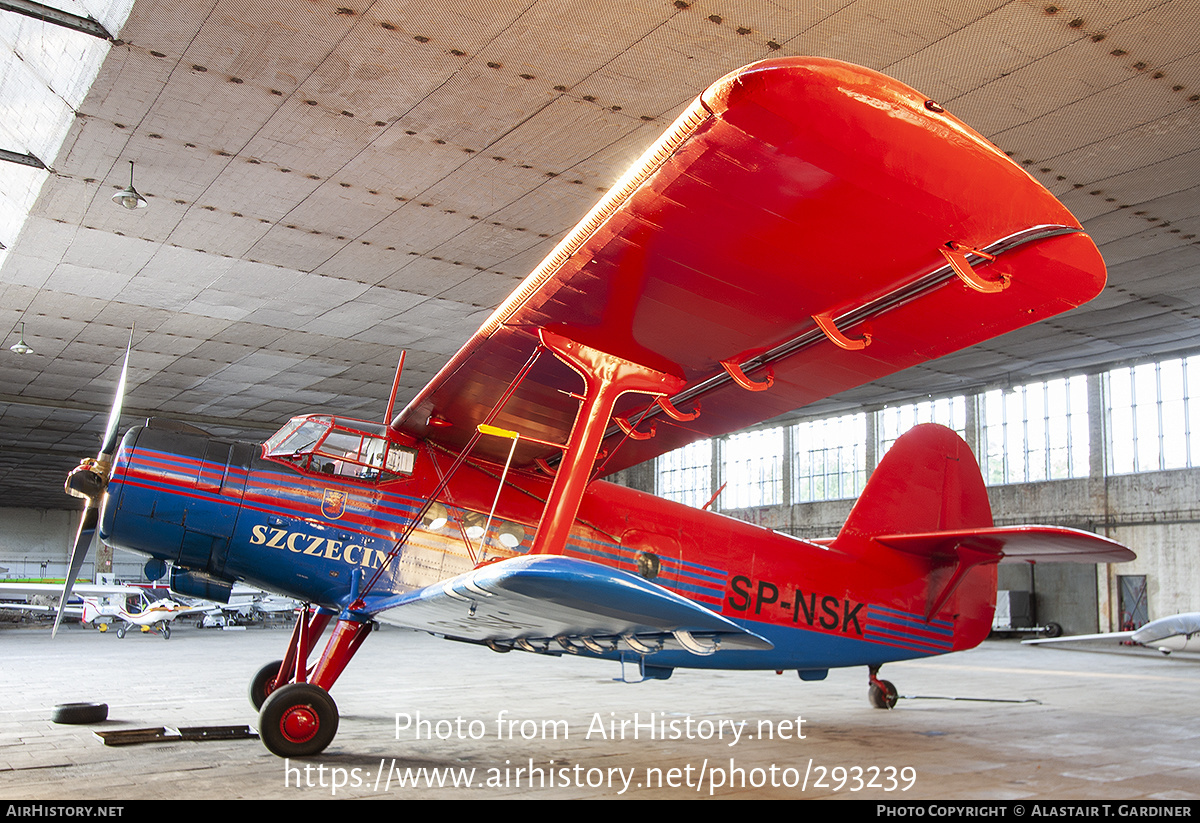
[{"x1": 56, "y1": 330, "x2": 132, "y2": 637}]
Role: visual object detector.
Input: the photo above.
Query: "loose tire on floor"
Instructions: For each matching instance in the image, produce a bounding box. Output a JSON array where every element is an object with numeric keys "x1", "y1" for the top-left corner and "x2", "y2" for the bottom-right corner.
[
  {"x1": 259, "y1": 683, "x2": 338, "y2": 758},
  {"x1": 249, "y1": 659, "x2": 286, "y2": 710},
  {"x1": 52, "y1": 702, "x2": 108, "y2": 724},
  {"x1": 869, "y1": 679, "x2": 898, "y2": 709}
]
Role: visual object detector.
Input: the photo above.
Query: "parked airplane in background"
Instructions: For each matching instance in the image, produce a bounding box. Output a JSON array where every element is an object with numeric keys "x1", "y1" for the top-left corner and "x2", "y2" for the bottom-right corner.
[
  {"x1": 1, "y1": 581, "x2": 204, "y2": 637},
  {"x1": 56, "y1": 57, "x2": 1133, "y2": 757},
  {"x1": 0, "y1": 581, "x2": 137, "y2": 622},
  {"x1": 86, "y1": 590, "x2": 208, "y2": 639},
  {"x1": 198, "y1": 585, "x2": 300, "y2": 628},
  {"x1": 1024, "y1": 613, "x2": 1200, "y2": 655}
]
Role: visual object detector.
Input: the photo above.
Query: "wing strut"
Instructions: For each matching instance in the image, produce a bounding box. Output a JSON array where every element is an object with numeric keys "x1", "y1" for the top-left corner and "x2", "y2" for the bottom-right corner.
[
  {"x1": 357, "y1": 346, "x2": 545, "y2": 603},
  {"x1": 529, "y1": 329, "x2": 684, "y2": 556}
]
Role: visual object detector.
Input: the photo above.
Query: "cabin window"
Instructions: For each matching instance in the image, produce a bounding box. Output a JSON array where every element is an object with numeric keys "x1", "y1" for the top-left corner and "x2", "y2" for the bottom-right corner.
[{"x1": 263, "y1": 415, "x2": 417, "y2": 483}]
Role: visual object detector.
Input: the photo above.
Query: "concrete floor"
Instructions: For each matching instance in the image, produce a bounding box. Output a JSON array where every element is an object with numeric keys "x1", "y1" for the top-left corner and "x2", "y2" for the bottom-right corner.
[{"x1": 2, "y1": 622, "x2": 1198, "y2": 800}]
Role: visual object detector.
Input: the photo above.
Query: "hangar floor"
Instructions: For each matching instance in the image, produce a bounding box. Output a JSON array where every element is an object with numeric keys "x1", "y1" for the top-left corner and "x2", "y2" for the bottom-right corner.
[{"x1": 2, "y1": 624, "x2": 1197, "y2": 800}]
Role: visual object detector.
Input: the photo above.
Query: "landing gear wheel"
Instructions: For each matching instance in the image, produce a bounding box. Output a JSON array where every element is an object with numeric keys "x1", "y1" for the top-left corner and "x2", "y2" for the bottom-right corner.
[
  {"x1": 250, "y1": 660, "x2": 286, "y2": 710},
  {"x1": 52, "y1": 702, "x2": 109, "y2": 724},
  {"x1": 259, "y1": 683, "x2": 339, "y2": 758},
  {"x1": 116, "y1": 625, "x2": 127, "y2": 639},
  {"x1": 869, "y1": 679, "x2": 898, "y2": 709},
  {"x1": 161, "y1": 623, "x2": 171, "y2": 640}
]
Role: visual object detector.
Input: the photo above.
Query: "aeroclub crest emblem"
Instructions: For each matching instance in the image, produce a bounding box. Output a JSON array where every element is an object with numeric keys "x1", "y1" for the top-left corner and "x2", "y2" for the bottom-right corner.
[{"x1": 321, "y1": 488, "x2": 347, "y2": 520}]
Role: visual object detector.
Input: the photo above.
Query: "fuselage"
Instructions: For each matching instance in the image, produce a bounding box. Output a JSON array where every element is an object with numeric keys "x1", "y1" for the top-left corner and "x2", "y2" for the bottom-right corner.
[{"x1": 99, "y1": 417, "x2": 996, "y2": 674}]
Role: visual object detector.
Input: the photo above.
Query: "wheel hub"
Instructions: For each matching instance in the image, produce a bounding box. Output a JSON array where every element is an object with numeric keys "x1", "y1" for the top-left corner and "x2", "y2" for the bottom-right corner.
[{"x1": 280, "y1": 705, "x2": 319, "y2": 743}]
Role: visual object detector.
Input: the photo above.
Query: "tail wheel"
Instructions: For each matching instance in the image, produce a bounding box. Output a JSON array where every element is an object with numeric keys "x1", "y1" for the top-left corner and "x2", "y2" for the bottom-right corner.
[
  {"x1": 249, "y1": 659, "x2": 287, "y2": 710},
  {"x1": 259, "y1": 683, "x2": 339, "y2": 758},
  {"x1": 869, "y1": 679, "x2": 898, "y2": 709}
]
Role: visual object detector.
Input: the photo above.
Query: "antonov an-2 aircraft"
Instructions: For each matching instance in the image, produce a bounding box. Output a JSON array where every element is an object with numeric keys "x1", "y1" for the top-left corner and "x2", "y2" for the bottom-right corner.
[{"x1": 57, "y1": 58, "x2": 1134, "y2": 757}]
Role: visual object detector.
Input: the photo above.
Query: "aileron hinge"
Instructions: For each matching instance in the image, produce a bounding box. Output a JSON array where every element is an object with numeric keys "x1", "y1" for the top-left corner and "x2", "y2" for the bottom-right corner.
[
  {"x1": 655, "y1": 395, "x2": 700, "y2": 421},
  {"x1": 614, "y1": 415, "x2": 656, "y2": 440},
  {"x1": 813, "y1": 312, "x2": 872, "y2": 351},
  {"x1": 942, "y1": 242, "x2": 1009, "y2": 294},
  {"x1": 721, "y1": 359, "x2": 774, "y2": 392}
]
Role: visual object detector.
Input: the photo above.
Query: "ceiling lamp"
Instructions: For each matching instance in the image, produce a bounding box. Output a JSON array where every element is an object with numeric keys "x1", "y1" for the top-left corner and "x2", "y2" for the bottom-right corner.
[
  {"x1": 9, "y1": 322, "x2": 33, "y2": 355},
  {"x1": 112, "y1": 160, "x2": 147, "y2": 210}
]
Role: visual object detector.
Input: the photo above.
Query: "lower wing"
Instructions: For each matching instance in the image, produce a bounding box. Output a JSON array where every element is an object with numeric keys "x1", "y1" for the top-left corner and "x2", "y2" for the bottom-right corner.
[{"x1": 362, "y1": 555, "x2": 771, "y2": 656}]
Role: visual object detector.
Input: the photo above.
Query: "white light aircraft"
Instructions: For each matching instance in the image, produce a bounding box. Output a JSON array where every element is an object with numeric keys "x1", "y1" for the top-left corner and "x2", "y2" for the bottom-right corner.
[{"x1": 1023, "y1": 613, "x2": 1200, "y2": 655}]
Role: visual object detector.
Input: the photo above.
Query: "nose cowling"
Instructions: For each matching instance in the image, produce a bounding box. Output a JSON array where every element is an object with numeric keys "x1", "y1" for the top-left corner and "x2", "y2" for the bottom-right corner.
[{"x1": 102, "y1": 421, "x2": 253, "y2": 579}]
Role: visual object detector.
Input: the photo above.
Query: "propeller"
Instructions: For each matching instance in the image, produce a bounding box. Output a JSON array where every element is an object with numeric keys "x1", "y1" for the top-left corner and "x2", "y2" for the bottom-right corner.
[{"x1": 56, "y1": 329, "x2": 133, "y2": 636}]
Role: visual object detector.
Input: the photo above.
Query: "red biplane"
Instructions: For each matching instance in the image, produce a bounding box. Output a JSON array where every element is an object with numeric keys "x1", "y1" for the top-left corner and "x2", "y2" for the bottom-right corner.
[{"x1": 59, "y1": 57, "x2": 1134, "y2": 757}]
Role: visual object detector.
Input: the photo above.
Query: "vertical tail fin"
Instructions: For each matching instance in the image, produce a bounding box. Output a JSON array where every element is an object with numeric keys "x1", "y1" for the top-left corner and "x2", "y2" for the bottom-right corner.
[
  {"x1": 835, "y1": 424, "x2": 997, "y2": 649},
  {"x1": 839, "y1": 423, "x2": 993, "y2": 541}
]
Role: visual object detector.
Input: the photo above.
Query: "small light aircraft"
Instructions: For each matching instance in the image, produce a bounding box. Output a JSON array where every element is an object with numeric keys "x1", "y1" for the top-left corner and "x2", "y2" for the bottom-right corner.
[
  {"x1": 85, "y1": 590, "x2": 208, "y2": 639},
  {"x1": 1023, "y1": 613, "x2": 1200, "y2": 655},
  {"x1": 1, "y1": 581, "x2": 203, "y2": 637},
  {"x1": 56, "y1": 58, "x2": 1134, "y2": 757}
]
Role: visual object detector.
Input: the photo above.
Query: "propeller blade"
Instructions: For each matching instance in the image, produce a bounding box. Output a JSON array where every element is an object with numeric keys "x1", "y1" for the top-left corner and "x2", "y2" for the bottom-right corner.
[
  {"x1": 99, "y1": 328, "x2": 133, "y2": 458},
  {"x1": 53, "y1": 503, "x2": 98, "y2": 637},
  {"x1": 56, "y1": 327, "x2": 133, "y2": 637}
]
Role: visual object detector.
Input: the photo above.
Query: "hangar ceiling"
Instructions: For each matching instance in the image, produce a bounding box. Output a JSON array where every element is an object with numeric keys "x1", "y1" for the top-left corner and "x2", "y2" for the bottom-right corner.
[{"x1": 1, "y1": 0, "x2": 1199, "y2": 510}]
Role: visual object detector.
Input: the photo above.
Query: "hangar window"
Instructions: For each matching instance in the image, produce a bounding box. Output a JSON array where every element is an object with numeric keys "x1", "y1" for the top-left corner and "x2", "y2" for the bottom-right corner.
[
  {"x1": 982, "y1": 376, "x2": 1088, "y2": 484},
  {"x1": 1107, "y1": 357, "x2": 1199, "y2": 474},
  {"x1": 657, "y1": 439, "x2": 711, "y2": 508},
  {"x1": 793, "y1": 413, "x2": 866, "y2": 502},
  {"x1": 263, "y1": 415, "x2": 417, "y2": 482},
  {"x1": 724, "y1": 426, "x2": 785, "y2": 508},
  {"x1": 877, "y1": 396, "x2": 966, "y2": 458}
]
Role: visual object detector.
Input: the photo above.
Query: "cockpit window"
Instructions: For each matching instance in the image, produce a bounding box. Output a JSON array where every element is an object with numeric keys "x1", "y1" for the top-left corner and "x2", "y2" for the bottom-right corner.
[{"x1": 263, "y1": 415, "x2": 417, "y2": 483}]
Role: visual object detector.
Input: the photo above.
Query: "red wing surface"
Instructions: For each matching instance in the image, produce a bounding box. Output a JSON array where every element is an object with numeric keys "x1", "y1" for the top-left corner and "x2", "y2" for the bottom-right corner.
[{"x1": 393, "y1": 57, "x2": 1105, "y2": 473}]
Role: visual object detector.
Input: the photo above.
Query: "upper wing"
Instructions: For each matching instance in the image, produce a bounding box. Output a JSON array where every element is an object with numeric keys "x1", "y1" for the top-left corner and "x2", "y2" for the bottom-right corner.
[
  {"x1": 363, "y1": 554, "x2": 771, "y2": 655},
  {"x1": 393, "y1": 57, "x2": 1105, "y2": 474}
]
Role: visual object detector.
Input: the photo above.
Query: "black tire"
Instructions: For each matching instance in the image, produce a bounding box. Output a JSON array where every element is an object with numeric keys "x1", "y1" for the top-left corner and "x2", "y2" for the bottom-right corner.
[
  {"x1": 52, "y1": 702, "x2": 108, "y2": 724},
  {"x1": 869, "y1": 679, "x2": 898, "y2": 710},
  {"x1": 259, "y1": 683, "x2": 339, "y2": 758},
  {"x1": 250, "y1": 659, "x2": 287, "y2": 710},
  {"x1": 116, "y1": 625, "x2": 127, "y2": 639},
  {"x1": 1044, "y1": 622, "x2": 1063, "y2": 638},
  {"x1": 161, "y1": 623, "x2": 171, "y2": 640}
]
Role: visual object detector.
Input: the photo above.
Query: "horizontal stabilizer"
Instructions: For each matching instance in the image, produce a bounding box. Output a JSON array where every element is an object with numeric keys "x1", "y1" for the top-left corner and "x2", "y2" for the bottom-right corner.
[
  {"x1": 874, "y1": 525, "x2": 1135, "y2": 565},
  {"x1": 364, "y1": 555, "x2": 772, "y2": 656}
]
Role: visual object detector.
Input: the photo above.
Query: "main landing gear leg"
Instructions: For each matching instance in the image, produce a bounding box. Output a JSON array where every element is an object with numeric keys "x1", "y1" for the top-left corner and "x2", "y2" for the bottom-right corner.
[
  {"x1": 254, "y1": 608, "x2": 371, "y2": 757},
  {"x1": 249, "y1": 606, "x2": 332, "y2": 709},
  {"x1": 867, "y1": 664, "x2": 898, "y2": 710}
]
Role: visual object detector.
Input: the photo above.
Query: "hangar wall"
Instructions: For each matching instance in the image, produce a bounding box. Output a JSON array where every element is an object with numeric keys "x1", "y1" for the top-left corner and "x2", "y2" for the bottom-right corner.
[{"x1": 0, "y1": 508, "x2": 74, "y2": 576}]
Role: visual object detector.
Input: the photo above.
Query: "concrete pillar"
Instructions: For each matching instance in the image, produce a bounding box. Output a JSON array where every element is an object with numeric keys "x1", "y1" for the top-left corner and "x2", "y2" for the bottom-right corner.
[
  {"x1": 864, "y1": 407, "x2": 878, "y2": 476},
  {"x1": 964, "y1": 392, "x2": 983, "y2": 470},
  {"x1": 710, "y1": 438, "x2": 723, "y2": 510},
  {"x1": 1087, "y1": 371, "x2": 1117, "y2": 631},
  {"x1": 780, "y1": 424, "x2": 792, "y2": 509},
  {"x1": 1087, "y1": 373, "x2": 1107, "y2": 481}
]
